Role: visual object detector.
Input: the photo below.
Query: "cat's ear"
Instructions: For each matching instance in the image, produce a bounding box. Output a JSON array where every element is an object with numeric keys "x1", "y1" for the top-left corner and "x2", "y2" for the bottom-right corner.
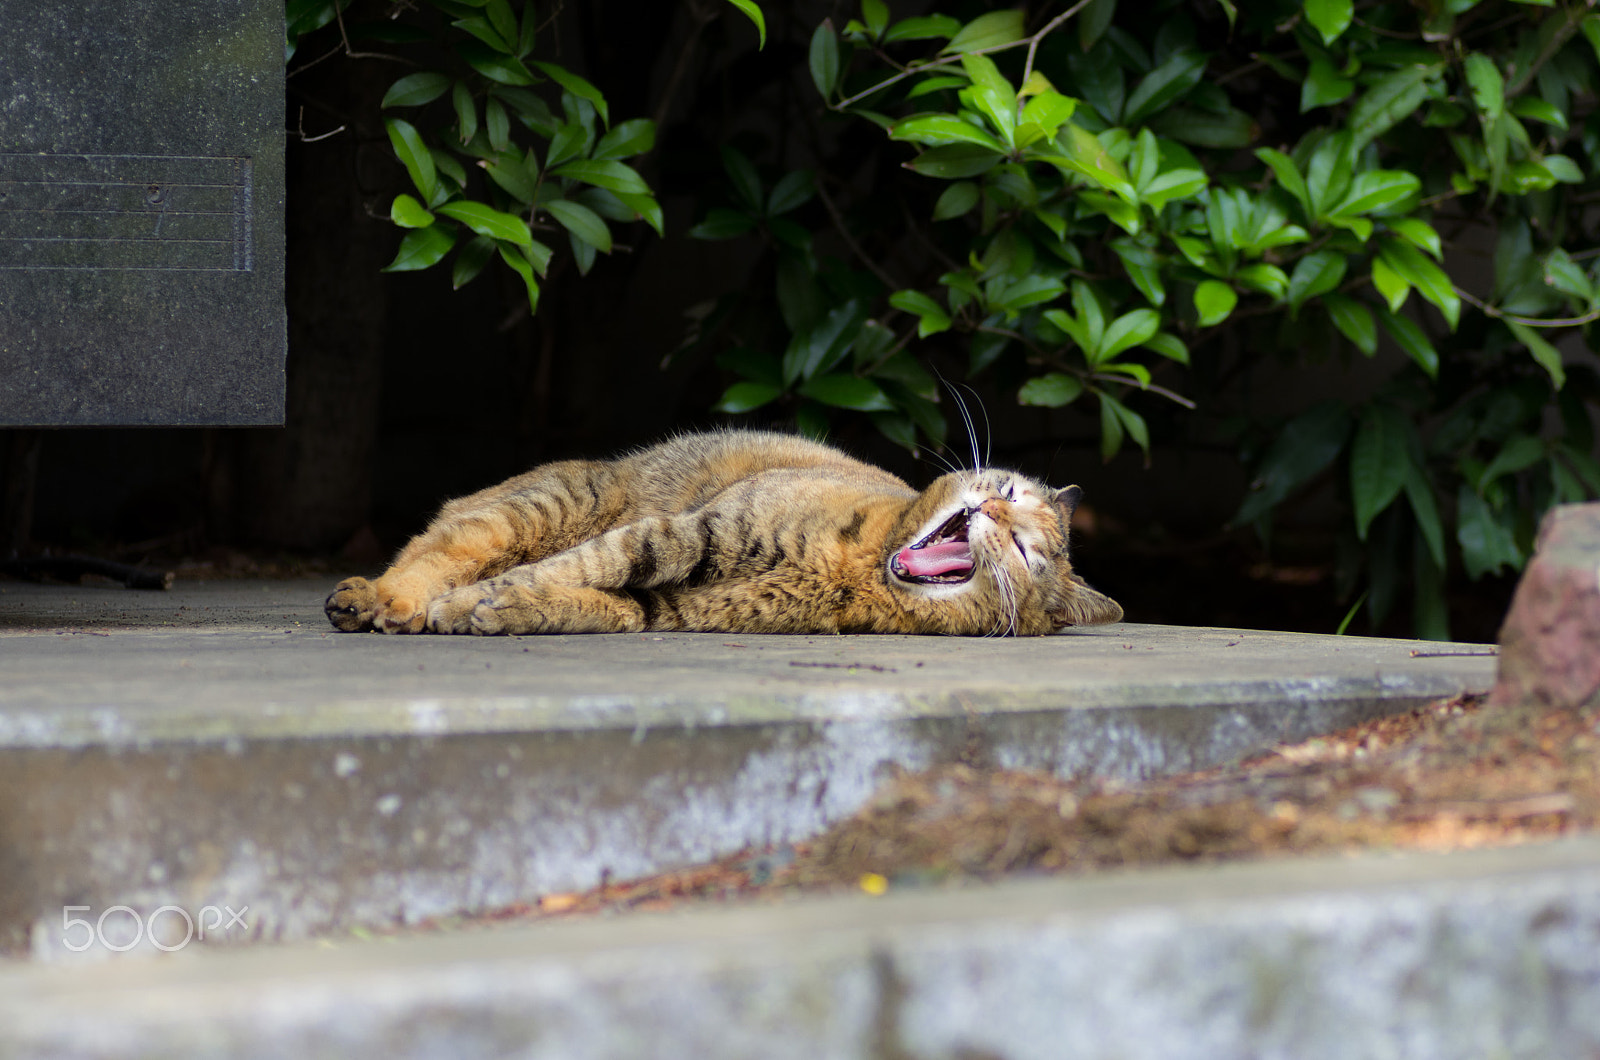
[
  {"x1": 1049, "y1": 574, "x2": 1124, "y2": 628},
  {"x1": 1052, "y1": 485, "x2": 1084, "y2": 520}
]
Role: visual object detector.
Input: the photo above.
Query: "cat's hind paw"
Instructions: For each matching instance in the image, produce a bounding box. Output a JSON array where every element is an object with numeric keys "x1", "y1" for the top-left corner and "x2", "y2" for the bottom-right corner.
[
  {"x1": 426, "y1": 584, "x2": 496, "y2": 635},
  {"x1": 326, "y1": 577, "x2": 378, "y2": 632}
]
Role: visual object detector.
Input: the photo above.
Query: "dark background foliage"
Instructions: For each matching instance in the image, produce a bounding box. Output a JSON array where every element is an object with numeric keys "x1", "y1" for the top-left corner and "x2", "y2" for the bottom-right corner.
[{"x1": 8, "y1": 0, "x2": 1597, "y2": 643}]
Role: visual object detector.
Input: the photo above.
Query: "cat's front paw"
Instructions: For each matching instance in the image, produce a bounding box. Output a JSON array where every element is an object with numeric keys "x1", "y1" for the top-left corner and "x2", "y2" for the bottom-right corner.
[{"x1": 326, "y1": 577, "x2": 378, "y2": 631}]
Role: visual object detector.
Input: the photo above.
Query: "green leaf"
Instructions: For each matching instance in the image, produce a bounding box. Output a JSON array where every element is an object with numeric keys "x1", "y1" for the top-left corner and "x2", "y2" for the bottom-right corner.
[
  {"x1": 885, "y1": 15, "x2": 962, "y2": 42},
  {"x1": 1301, "y1": 58, "x2": 1354, "y2": 112},
  {"x1": 1256, "y1": 148, "x2": 1311, "y2": 219},
  {"x1": 1505, "y1": 320, "x2": 1566, "y2": 390},
  {"x1": 452, "y1": 81, "x2": 479, "y2": 145},
  {"x1": 1456, "y1": 486, "x2": 1522, "y2": 579},
  {"x1": 1378, "y1": 238, "x2": 1460, "y2": 329},
  {"x1": 1541, "y1": 155, "x2": 1584, "y2": 183},
  {"x1": 1351, "y1": 404, "x2": 1409, "y2": 539},
  {"x1": 1377, "y1": 308, "x2": 1438, "y2": 378},
  {"x1": 993, "y1": 275, "x2": 1067, "y2": 318},
  {"x1": 1333, "y1": 170, "x2": 1420, "y2": 216},
  {"x1": 785, "y1": 302, "x2": 867, "y2": 383},
  {"x1": 385, "y1": 117, "x2": 438, "y2": 202},
  {"x1": 1404, "y1": 460, "x2": 1445, "y2": 569},
  {"x1": 452, "y1": 235, "x2": 495, "y2": 289},
  {"x1": 889, "y1": 289, "x2": 953, "y2": 337},
  {"x1": 1324, "y1": 294, "x2": 1377, "y2": 355},
  {"x1": 485, "y1": 96, "x2": 510, "y2": 152},
  {"x1": 458, "y1": 40, "x2": 534, "y2": 85},
  {"x1": 1099, "y1": 391, "x2": 1149, "y2": 460},
  {"x1": 551, "y1": 159, "x2": 650, "y2": 195},
  {"x1": 1305, "y1": 132, "x2": 1353, "y2": 219},
  {"x1": 1479, "y1": 433, "x2": 1545, "y2": 493},
  {"x1": 1124, "y1": 51, "x2": 1208, "y2": 127},
  {"x1": 689, "y1": 207, "x2": 756, "y2": 240},
  {"x1": 1020, "y1": 90, "x2": 1078, "y2": 138},
  {"x1": 1018, "y1": 373, "x2": 1085, "y2": 408},
  {"x1": 545, "y1": 199, "x2": 612, "y2": 253},
  {"x1": 1232, "y1": 401, "x2": 1352, "y2": 525},
  {"x1": 904, "y1": 143, "x2": 1006, "y2": 179},
  {"x1": 453, "y1": 16, "x2": 510, "y2": 54},
  {"x1": 1287, "y1": 250, "x2": 1346, "y2": 316},
  {"x1": 383, "y1": 72, "x2": 451, "y2": 109},
  {"x1": 1464, "y1": 53, "x2": 1504, "y2": 121},
  {"x1": 1304, "y1": 0, "x2": 1353, "y2": 44},
  {"x1": 1388, "y1": 218, "x2": 1442, "y2": 261},
  {"x1": 1348, "y1": 65, "x2": 1438, "y2": 150},
  {"x1": 1510, "y1": 96, "x2": 1566, "y2": 129},
  {"x1": 799, "y1": 374, "x2": 894, "y2": 411},
  {"x1": 437, "y1": 200, "x2": 533, "y2": 247},
  {"x1": 1142, "y1": 332, "x2": 1188, "y2": 363},
  {"x1": 715, "y1": 381, "x2": 783, "y2": 414},
  {"x1": 890, "y1": 115, "x2": 1006, "y2": 151},
  {"x1": 941, "y1": 10, "x2": 1025, "y2": 54},
  {"x1": 1140, "y1": 168, "x2": 1207, "y2": 210},
  {"x1": 724, "y1": 0, "x2": 767, "y2": 48},
  {"x1": 1542, "y1": 248, "x2": 1593, "y2": 301},
  {"x1": 1099, "y1": 308, "x2": 1161, "y2": 360},
  {"x1": 1371, "y1": 256, "x2": 1410, "y2": 313},
  {"x1": 862, "y1": 0, "x2": 889, "y2": 37},
  {"x1": 809, "y1": 19, "x2": 841, "y2": 98},
  {"x1": 767, "y1": 170, "x2": 815, "y2": 216},
  {"x1": 593, "y1": 119, "x2": 656, "y2": 160},
  {"x1": 531, "y1": 62, "x2": 610, "y2": 127},
  {"x1": 933, "y1": 181, "x2": 980, "y2": 221},
  {"x1": 1111, "y1": 239, "x2": 1166, "y2": 307},
  {"x1": 383, "y1": 224, "x2": 457, "y2": 272},
  {"x1": 1194, "y1": 280, "x2": 1237, "y2": 326},
  {"x1": 389, "y1": 193, "x2": 435, "y2": 228}
]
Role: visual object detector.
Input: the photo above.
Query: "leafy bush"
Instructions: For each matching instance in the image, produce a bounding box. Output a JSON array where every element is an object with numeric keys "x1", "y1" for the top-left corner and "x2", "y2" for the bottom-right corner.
[
  {"x1": 691, "y1": 0, "x2": 1600, "y2": 638},
  {"x1": 290, "y1": 0, "x2": 1600, "y2": 638}
]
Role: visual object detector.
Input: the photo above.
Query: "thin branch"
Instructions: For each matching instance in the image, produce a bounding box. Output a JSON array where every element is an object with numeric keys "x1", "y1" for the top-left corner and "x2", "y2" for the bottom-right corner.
[
  {"x1": 815, "y1": 178, "x2": 902, "y2": 291},
  {"x1": 1090, "y1": 371, "x2": 1198, "y2": 409},
  {"x1": 653, "y1": 0, "x2": 719, "y2": 128},
  {"x1": 834, "y1": 0, "x2": 1091, "y2": 111},
  {"x1": 290, "y1": 106, "x2": 347, "y2": 143},
  {"x1": 1455, "y1": 285, "x2": 1600, "y2": 327},
  {"x1": 1021, "y1": 0, "x2": 1095, "y2": 89}
]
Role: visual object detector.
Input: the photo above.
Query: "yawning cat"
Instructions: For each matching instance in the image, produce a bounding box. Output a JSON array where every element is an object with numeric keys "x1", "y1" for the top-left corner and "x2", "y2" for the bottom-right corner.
[{"x1": 325, "y1": 429, "x2": 1123, "y2": 636}]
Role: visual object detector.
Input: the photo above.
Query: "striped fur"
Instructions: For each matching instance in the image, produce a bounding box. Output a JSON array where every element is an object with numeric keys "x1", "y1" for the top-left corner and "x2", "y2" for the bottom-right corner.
[{"x1": 324, "y1": 430, "x2": 1123, "y2": 636}]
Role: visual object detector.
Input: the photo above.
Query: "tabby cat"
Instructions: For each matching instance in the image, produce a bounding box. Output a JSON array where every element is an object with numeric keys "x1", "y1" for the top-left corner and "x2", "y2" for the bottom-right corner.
[{"x1": 325, "y1": 429, "x2": 1123, "y2": 637}]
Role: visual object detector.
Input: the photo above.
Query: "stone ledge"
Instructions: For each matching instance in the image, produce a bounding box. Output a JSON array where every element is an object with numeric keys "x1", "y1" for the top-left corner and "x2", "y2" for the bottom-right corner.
[
  {"x1": 2, "y1": 839, "x2": 1597, "y2": 1059},
  {"x1": 0, "y1": 580, "x2": 1495, "y2": 956}
]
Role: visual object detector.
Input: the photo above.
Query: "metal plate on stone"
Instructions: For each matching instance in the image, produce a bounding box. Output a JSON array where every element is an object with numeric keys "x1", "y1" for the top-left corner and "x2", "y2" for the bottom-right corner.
[{"x1": 0, "y1": 1, "x2": 285, "y2": 426}]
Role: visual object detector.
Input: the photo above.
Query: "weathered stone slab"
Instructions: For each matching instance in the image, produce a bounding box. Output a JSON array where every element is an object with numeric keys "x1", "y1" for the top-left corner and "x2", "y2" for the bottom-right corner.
[
  {"x1": 0, "y1": 0, "x2": 285, "y2": 425},
  {"x1": 0, "y1": 578, "x2": 1495, "y2": 958},
  {"x1": 2, "y1": 839, "x2": 1599, "y2": 1059},
  {"x1": 1492, "y1": 502, "x2": 1600, "y2": 710}
]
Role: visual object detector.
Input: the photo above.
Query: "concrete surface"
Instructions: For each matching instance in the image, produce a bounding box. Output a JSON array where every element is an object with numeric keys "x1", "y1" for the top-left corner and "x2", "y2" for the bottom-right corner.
[
  {"x1": 3, "y1": 838, "x2": 1598, "y2": 1059},
  {"x1": 0, "y1": 577, "x2": 1496, "y2": 956}
]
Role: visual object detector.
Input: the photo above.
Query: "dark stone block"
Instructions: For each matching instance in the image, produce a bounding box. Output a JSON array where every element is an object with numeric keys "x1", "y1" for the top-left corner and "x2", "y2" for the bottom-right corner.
[
  {"x1": 1491, "y1": 503, "x2": 1600, "y2": 710},
  {"x1": 0, "y1": 0, "x2": 285, "y2": 425}
]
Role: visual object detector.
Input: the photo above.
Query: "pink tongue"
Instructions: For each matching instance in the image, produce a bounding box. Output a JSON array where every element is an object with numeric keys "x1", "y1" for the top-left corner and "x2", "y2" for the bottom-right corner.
[{"x1": 897, "y1": 541, "x2": 973, "y2": 577}]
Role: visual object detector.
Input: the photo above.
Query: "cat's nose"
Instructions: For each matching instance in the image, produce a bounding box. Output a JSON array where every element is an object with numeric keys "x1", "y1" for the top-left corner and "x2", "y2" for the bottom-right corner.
[{"x1": 977, "y1": 499, "x2": 1008, "y2": 520}]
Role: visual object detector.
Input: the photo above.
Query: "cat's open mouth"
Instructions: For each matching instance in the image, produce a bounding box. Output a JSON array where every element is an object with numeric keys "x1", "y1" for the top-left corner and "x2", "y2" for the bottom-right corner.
[{"x1": 890, "y1": 507, "x2": 975, "y2": 585}]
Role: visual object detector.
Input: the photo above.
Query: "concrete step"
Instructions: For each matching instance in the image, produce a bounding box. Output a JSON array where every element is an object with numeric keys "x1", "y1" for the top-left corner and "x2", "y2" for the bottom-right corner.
[
  {"x1": 0, "y1": 578, "x2": 1495, "y2": 957},
  {"x1": 2, "y1": 837, "x2": 1596, "y2": 1059}
]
